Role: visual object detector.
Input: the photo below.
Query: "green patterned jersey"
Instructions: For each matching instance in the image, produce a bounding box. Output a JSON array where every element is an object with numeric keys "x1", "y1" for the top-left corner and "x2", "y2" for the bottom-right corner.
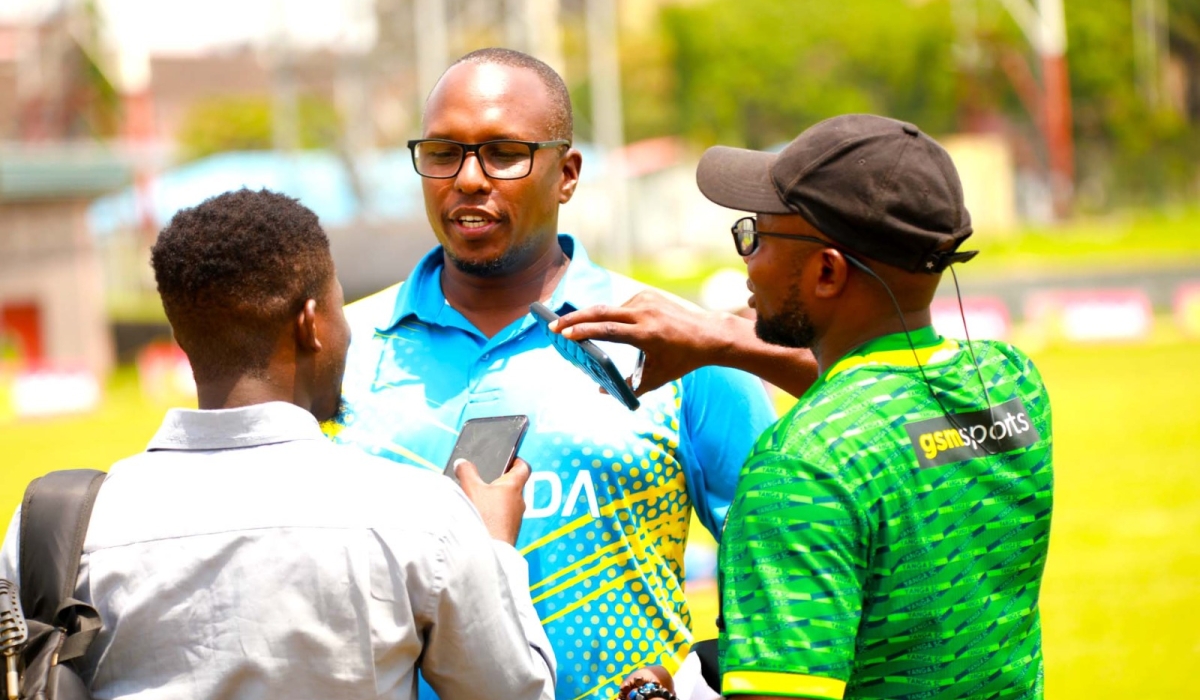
[{"x1": 718, "y1": 327, "x2": 1053, "y2": 699}]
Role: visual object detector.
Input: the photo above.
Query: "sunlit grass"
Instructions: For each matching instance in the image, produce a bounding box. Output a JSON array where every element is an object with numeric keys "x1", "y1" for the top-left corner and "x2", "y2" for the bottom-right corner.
[{"x1": 2, "y1": 337, "x2": 1198, "y2": 699}]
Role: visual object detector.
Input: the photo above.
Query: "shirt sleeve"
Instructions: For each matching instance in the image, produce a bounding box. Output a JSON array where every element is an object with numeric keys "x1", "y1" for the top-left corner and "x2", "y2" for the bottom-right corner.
[
  {"x1": 680, "y1": 365, "x2": 777, "y2": 540},
  {"x1": 416, "y1": 493, "x2": 556, "y2": 700},
  {"x1": 718, "y1": 449, "x2": 868, "y2": 699}
]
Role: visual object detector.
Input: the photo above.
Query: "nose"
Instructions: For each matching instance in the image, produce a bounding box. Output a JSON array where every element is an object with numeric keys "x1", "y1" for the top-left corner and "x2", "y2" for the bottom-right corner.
[{"x1": 454, "y1": 152, "x2": 492, "y2": 195}]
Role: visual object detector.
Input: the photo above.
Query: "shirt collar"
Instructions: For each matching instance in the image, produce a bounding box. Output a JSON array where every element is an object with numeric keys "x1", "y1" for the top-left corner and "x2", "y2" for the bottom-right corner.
[
  {"x1": 146, "y1": 401, "x2": 326, "y2": 452},
  {"x1": 822, "y1": 326, "x2": 958, "y2": 383},
  {"x1": 380, "y1": 234, "x2": 610, "y2": 332}
]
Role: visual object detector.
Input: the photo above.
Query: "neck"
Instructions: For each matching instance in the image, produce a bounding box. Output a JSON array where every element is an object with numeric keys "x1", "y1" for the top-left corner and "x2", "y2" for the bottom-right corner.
[
  {"x1": 440, "y1": 237, "x2": 570, "y2": 337},
  {"x1": 812, "y1": 307, "x2": 932, "y2": 374},
  {"x1": 196, "y1": 372, "x2": 309, "y2": 413}
]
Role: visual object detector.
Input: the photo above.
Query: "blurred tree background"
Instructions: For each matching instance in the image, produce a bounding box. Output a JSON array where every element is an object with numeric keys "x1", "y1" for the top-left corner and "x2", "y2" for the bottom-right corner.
[
  {"x1": 176, "y1": 96, "x2": 343, "y2": 162},
  {"x1": 600, "y1": 0, "x2": 1200, "y2": 211}
]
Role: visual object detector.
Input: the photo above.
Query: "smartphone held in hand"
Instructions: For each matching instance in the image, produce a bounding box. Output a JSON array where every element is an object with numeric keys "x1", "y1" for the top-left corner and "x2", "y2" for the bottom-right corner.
[
  {"x1": 443, "y1": 415, "x2": 530, "y2": 485},
  {"x1": 529, "y1": 301, "x2": 641, "y2": 411}
]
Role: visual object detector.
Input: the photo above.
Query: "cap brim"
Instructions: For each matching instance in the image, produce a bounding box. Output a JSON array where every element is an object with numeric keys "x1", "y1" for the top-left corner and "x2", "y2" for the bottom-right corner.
[{"x1": 696, "y1": 146, "x2": 792, "y2": 215}]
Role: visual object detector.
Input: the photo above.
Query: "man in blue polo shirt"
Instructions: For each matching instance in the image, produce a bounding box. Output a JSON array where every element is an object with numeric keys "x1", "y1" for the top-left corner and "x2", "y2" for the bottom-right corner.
[{"x1": 331, "y1": 48, "x2": 776, "y2": 700}]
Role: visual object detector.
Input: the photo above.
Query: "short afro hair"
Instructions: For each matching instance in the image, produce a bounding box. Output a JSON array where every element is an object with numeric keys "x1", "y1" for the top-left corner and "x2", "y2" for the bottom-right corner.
[
  {"x1": 151, "y1": 188, "x2": 334, "y2": 382},
  {"x1": 436, "y1": 47, "x2": 574, "y2": 142}
]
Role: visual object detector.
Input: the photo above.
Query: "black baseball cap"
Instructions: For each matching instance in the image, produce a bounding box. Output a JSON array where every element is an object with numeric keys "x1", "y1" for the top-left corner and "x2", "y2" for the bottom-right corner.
[{"x1": 696, "y1": 114, "x2": 977, "y2": 273}]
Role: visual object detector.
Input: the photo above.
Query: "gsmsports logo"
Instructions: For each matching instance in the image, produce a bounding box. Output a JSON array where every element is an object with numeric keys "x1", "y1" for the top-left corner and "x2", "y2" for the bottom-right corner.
[{"x1": 904, "y1": 397, "x2": 1041, "y2": 468}]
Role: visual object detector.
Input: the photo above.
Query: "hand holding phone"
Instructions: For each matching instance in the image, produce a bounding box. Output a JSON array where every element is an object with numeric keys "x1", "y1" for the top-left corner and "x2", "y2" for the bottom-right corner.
[
  {"x1": 444, "y1": 416, "x2": 531, "y2": 544},
  {"x1": 530, "y1": 301, "x2": 640, "y2": 410},
  {"x1": 444, "y1": 415, "x2": 530, "y2": 484}
]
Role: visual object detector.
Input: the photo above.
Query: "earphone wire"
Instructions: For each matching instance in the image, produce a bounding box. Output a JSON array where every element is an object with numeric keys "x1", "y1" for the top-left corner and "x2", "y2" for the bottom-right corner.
[
  {"x1": 843, "y1": 253, "x2": 998, "y2": 456},
  {"x1": 950, "y1": 265, "x2": 995, "y2": 420}
]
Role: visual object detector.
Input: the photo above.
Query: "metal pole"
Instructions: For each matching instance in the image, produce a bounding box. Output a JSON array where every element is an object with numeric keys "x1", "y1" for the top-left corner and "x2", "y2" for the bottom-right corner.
[
  {"x1": 1036, "y1": 0, "x2": 1073, "y2": 218},
  {"x1": 529, "y1": 0, "x2": 566, "y2": 76},
  {"x1": 996, "y1": 0, "x2": 1074, "y2": 218},
  {"x1": 270, "y1": 0, "x2": 299, "y2": 154},
  {"x1": 414, "y1": 0, "x2": 448, "y2": 114},
  {"x1": 586, "y1": 0, "x2": 630, "y2": 271}
]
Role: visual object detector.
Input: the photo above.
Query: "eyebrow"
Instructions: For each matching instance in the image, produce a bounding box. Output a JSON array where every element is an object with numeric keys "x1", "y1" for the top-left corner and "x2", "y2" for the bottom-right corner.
[{"x1": 421, "y1": 132, "x2": 531, "y2": 142}]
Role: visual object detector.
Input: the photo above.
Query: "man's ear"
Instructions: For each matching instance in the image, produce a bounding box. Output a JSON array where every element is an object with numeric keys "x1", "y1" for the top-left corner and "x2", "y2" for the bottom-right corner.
[
  {"x1": 813, "y1": 249, "x2": 852, "y2": 300},
  {"x1": 296, "y1": 298, "x2": 322, "y2": 353},
  {"x1": 558, "y1": 148, "x2": 583, "y2": 203}
]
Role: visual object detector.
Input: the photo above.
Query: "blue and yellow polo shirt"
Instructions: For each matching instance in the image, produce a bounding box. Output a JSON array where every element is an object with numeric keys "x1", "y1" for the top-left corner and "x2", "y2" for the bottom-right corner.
[{"x1": 332, "y1": 235, "x2": 775, "y2": 700}]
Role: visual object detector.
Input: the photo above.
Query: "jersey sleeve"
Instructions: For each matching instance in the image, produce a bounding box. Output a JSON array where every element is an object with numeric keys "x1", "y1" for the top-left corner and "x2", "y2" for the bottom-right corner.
[
  {"x1": 718, "y1": 448, "x2": 869, "y2": 699},
  {"x1": 679, "y1": 365, "x2": 777, "y2": 541}
]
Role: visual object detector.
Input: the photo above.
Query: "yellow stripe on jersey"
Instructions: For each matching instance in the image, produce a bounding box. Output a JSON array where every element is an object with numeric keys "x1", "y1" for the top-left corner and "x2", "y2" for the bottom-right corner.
[
  {"x1": 543, "y1": 569, "x2": 644, "y2": 625},
  {"x1": 532, "y1": 506, "x2": 690, "y2": 603},
  {"x1": 722, "y1": 671, "x2": 847, "y2": 699},
  {"x1": 381, "y1": 439, "x2": 442, "y2": 471},
  {"x1": 530, "y1": 541, "x2": 624, "y2": 593},
  {"x1": 825, "y1": 338, "x2": 959, "y2": 381}
]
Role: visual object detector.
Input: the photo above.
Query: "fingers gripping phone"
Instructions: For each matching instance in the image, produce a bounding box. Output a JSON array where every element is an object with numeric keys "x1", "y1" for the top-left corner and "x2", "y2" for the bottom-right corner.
[
  {"x1": 530, "y1": 302, "x2": 641, "y2": 411},
  {"x1": 443, "y1": 415, "x2": 530, "y2": 485}
]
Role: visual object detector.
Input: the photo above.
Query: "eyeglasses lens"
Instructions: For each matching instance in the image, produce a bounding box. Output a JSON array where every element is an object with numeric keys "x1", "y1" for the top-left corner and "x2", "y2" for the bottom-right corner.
[{"x1": 412, "y1": 141, "x2": 534, "y2": 179}]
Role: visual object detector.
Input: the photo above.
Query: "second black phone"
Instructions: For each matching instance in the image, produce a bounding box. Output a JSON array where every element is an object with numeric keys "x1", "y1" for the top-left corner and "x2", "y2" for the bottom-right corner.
[{"x1": 443, "y1": 415, "x2": 530, "y2": 485}]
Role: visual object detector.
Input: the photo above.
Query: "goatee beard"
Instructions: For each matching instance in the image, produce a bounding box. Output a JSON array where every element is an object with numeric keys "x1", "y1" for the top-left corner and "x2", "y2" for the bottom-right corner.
[
  {"x1": 446, "y1": 236, "x2": 541, "y2": 278},
  {"x1": 754, "y1": 302, "x2": 816, "y2": 349}
]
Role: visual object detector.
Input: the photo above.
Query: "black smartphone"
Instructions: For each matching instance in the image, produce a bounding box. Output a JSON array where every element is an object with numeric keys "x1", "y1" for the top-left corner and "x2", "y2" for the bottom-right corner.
[
  {"x1": 443, "y1": 415, "x2": 530, "y2": 485},
  {"x1": 529, "y1": 301, "x2": 640, "y2": 411}
]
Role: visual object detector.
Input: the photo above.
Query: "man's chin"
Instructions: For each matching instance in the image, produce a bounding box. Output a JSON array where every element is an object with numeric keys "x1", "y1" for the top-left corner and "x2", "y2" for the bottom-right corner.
[
  {"x1": 447, "y1": 252, "x2": 512, "y2": 278},
  {"x1": 755, "y1": 317, "x2": 815, "y2": 350}
]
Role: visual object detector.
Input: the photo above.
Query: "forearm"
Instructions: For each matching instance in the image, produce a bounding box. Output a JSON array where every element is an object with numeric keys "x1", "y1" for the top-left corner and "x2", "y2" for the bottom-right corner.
[{"x1": 709, "y1": 314, "x2": 819, "y2": 398}]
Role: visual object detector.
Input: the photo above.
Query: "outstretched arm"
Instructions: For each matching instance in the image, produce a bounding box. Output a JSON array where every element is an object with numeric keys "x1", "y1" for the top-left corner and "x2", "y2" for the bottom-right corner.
[{"x1": 552, "y1": 290, "x2": 819, "y2": 399}]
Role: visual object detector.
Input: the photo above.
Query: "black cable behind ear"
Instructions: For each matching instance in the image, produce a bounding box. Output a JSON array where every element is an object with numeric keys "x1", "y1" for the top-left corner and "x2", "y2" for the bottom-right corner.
[{"x1": 843, "y1": 252, "x2": 998, "y2": 457}]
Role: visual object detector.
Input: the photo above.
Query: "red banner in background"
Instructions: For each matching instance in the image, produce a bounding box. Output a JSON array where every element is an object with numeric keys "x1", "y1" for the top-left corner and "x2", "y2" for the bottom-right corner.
[{"x1": 136, "y1": 341, "x2": 196, "y2": 406}]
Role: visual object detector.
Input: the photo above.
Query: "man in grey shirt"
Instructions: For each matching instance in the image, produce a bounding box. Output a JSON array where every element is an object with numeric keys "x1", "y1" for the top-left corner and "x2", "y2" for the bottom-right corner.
[{"x1": 0, "y1": 188, "x2": 556, "y2": 700}]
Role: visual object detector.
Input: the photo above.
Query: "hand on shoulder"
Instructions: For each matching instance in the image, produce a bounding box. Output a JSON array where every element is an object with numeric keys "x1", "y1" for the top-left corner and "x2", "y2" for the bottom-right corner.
[{"x1": 551, "y1": 290, "x2": 737, "y2": 395}]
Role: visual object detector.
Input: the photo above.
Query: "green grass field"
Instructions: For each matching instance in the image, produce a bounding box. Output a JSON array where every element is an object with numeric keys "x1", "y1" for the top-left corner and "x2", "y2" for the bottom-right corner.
[{"x1": 2, "y1": 335, "x2": 1198, "y2": 698}]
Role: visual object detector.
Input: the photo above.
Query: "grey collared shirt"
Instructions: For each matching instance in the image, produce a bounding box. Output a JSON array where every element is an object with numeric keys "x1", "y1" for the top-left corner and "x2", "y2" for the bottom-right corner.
[{"x1": 1, "y1": 402, "x2": 555, "y2": 700}]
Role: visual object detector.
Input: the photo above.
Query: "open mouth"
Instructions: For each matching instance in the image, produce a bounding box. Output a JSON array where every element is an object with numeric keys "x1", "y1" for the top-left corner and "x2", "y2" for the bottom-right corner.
[{"x1": 456, "y1": 215, "x2": 492, "y2": 230}]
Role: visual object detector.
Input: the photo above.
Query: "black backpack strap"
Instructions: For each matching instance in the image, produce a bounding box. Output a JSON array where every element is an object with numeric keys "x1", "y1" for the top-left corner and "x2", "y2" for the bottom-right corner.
[{"x1": 18, "y1": 470, "x2": 106, "y2": 662}]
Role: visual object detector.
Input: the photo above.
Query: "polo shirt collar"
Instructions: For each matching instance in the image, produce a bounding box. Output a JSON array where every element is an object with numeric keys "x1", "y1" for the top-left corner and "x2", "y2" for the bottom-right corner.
[
  {"x1": 821, "y1": 325, "x2": 958, "y2": 384},
  {"x1": 380, "y1": 234, "x2": 608, "y2": 333},
  {"x1": 147, "y1": 401, "x2": 325, "y2": 451}
]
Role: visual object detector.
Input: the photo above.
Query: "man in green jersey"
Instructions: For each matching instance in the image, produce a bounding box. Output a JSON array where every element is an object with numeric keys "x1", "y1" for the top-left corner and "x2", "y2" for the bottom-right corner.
[
  {"x1": 558, "y1": 114, "x2": 1053, "y2": 700},
  {"x1": 696, "y1": 114, "x2": 1053, "y2": 700}
]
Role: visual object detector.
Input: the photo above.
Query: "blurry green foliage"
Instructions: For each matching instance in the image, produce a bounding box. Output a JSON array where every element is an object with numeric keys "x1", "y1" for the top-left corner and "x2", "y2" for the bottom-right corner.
[
  {"x1": 623, "y1": 0, "x2": 1200, "y2": 207},
  {"x1": 175, "y1": 96, "x2": 342, "y2": 162},
  {"x1": 657, "y1": 0, "x2": 959, "y2": 149},
  {"x1": 1064, "y1": 0, "x2": 1200, "y2": 207}
]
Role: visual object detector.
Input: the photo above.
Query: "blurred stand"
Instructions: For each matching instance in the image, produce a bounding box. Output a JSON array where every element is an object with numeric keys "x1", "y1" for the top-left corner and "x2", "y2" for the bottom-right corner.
[{"x1": 1, "y1": 0, "x2": 1198, "y2": 421}]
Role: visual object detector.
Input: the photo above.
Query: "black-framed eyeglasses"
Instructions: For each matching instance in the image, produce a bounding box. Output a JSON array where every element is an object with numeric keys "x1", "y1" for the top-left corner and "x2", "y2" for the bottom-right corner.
[
  {"x1": 407, "y1": 138, "x2": 570, "y2": 180},
  {"x1": 730, "y1": 216, "x2": 834, "y2": 257},
  {"x1": 731, "y1": 216, "x2": 878, "y2": 276}
]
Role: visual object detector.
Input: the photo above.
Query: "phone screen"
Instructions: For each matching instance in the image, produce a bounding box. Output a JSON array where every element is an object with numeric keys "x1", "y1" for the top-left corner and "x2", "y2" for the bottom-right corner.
[{"x1": 443, "y1": 415, "x2": 530, "y2": 485}]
